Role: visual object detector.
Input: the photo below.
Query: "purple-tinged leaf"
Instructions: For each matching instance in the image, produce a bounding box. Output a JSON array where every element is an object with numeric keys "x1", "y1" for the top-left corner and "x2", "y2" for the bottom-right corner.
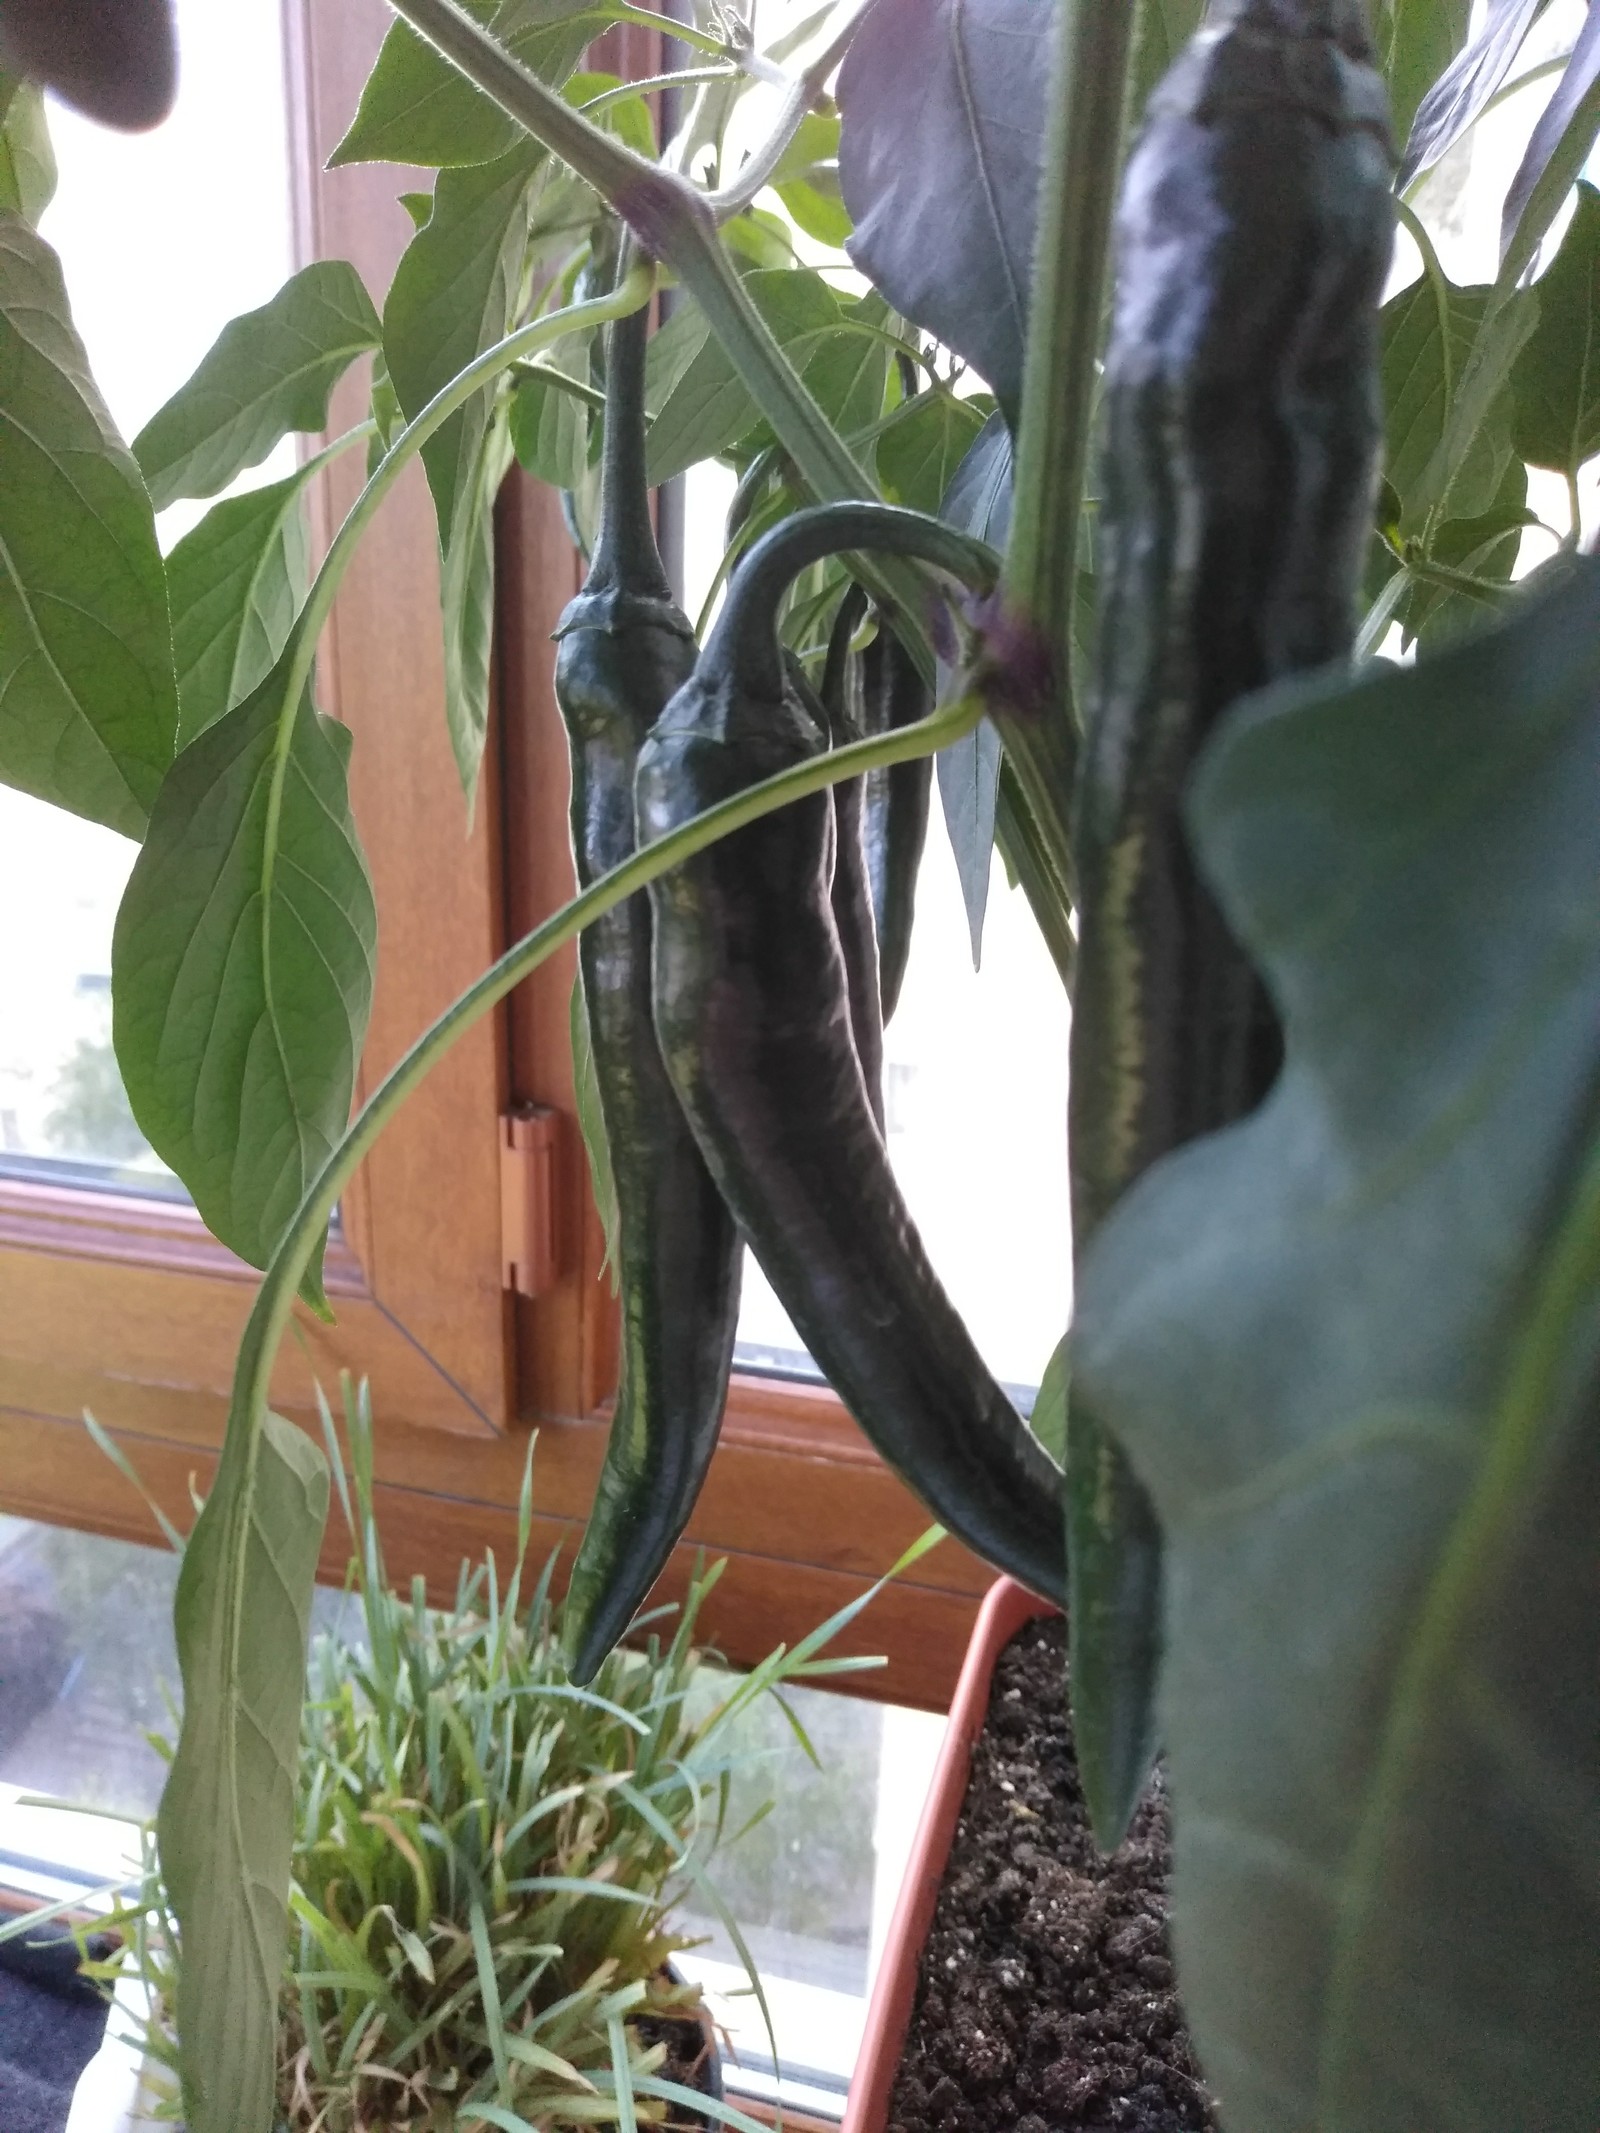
[
  {"x1": 838, "y1": 0, "x2": 1049, "y2": 407},
  {"x1": 1398, "y1": 0, "x2": 1551, "y2": 189},
  {"x1": 1501, "y1": 0, "x2": 1600, "y2": 281}
]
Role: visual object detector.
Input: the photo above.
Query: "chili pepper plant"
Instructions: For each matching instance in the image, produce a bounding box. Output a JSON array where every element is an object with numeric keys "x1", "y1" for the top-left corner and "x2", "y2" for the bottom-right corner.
[{"x1": 0, "y1": 0, "x2": 1596, "y2": 2127}]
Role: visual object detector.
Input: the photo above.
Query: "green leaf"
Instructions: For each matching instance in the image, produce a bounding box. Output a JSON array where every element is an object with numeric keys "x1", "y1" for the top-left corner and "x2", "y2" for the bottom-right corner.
[
  {"x1": 0, "y1": 215, "x2": 177, "y2": 835},
  {"x1": 440, "y1": 405, "x2": 515, "y2": 803},
  {"x1": 875, "y1": 390, "x2": 988, "y2": 516},
  {"x1": 509, "y1": 364, "x2": 591, "y2": 489},
  {"x1": 776, "y1": 174, "x2": 852, "y2": 249},
  {"x1": 1073, "y1": 557, "x2": 1600, "y2": 2133},
  {"x1": 133, "y1": 261, "x2": 380, "y2": 511},
  {"x1": 642, "y1": 299, "x2": 711, "y2": 417},
  {"x1": 1029, "y1": 1333, "x2": 1068, "y2": 1464},
  {"x1": 167, "y1": 470, "x2": 313, "y2": 749},
  {"x1": 1510, "y1": 180, "x2": 1600, "y2": 475},
  {"x1": 768, "y1": 108, "x2": 841, "y2": 188},
  {"x1": 720, "y1": 206, "x2": 799, "y2": 270},
  {"x1": 930, "y1": 402, "x2": 1016, "y2": 964},
  {"x1": 935, "y1": 714, "x2": 1001, "y2": 969},
  {"x1": 1381, "y1": 278, "x2": 1520, "y2": 526},
  {"x1": 802, "y1": 292, "x2": 890, "y2": 440},
  {"x1": 112, "y1": 670, "x2": 377, "y2": 1292},
  {"x1": 331, "y1": 0, "x2": 602, "y2": 168},
  {"x1": 939, "y1": 406, "x2": 1014, "y2": 546},
  {"x1": 384, "y1": 144, "x2": 542, "y2": 800},
  {"x1": 157, "y1": 1408, "x2": 329, "y2": 2133},
  {"x1": 1377, "y1": 0, "x2": 1474, "y2": 145},
  {"x1": 1400, "y1": 282, "x2": 1539, "y2": 537},
  {"x1": 570, "y1": 968, "x2": 620, "y2": 1292},
  {"x1": 645, "y1": 269, "x2": 841, "y2": 483},
  {"x1": 0, "y1": 77, "x2": 55, "y2": 223}
]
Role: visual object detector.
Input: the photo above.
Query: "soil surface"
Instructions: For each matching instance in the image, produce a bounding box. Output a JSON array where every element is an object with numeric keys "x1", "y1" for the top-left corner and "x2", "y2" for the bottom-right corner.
[
  {"x1": 888, "y1": 1616, "x2": 1217, "y2": 2133},
  {"x1": 635, "y1": 2005, "x2": 721, "y2": 2131}
]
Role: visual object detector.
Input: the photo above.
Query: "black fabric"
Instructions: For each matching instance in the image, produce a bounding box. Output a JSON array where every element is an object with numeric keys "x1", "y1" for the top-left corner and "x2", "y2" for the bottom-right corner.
[{"x1": 0, "y1": 1953, "x2": 111, "y2": 2133}]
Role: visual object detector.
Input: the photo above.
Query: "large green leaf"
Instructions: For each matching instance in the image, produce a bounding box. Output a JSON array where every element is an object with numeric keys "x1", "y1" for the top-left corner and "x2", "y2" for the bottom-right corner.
[
  {"x1": 1381, "y1": 278, "x2": 1524, "y2": 526},
  {"x1": 167, "y1": 470, "x2": 313, "y2": 749},
  {"x1": 1510, "y1": 180, "x2": 1600, "y2": 477},
  {"x1": 112, "y1": 671, "x2": 376, "y2": 1294},
  {"x1": 0, "y1": 215, "x2": 177, "y2": 835},
  {"x1": 1400, "y1": 281, "x2": 1539, "y2": 536},
  {"x1": 384, "y1": 145, "x2": 541, "y2": 799},
  {"x1": 330, "y1": 0, "x2": 602, "y2": 168},
  {"x1": 133, "y1": 262, "x2": 380, "y2": 512},
  {"x1": 837, "y1": 0, "x2": 1047, "y2": 407},
  {"x1": 1072, "y1": 558, "x2": 1600, "y2": 2133},
  {"x1": 645, "y1": 269, "x2": 841, "y2": 483},
  {"x1": 0, "y1": 74, "x2": 55, "y2": 223},
  {"x1": 158, "y1": 1407, "x2": 329, "y2": 2133}
]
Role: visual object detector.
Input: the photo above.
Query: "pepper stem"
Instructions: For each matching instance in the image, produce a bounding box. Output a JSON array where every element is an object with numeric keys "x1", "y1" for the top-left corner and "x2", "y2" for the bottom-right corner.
[
  {"x1": 586, "y1": 300, "x2": 674, "y2": 602},
  {"x1": 704, "y1": 501, "x2": 1000, "y2": 700}
]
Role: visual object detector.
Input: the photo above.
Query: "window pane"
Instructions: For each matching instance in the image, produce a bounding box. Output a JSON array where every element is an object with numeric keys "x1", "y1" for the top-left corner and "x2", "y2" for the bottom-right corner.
[{"x1": 3, "y1": 0, "x2": 294, "y2": 1193}]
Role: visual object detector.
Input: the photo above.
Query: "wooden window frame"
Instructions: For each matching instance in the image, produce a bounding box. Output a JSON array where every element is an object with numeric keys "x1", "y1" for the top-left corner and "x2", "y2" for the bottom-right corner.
[{"x1": 0, "y1": 0, "x2": 991, "y2": 1709}]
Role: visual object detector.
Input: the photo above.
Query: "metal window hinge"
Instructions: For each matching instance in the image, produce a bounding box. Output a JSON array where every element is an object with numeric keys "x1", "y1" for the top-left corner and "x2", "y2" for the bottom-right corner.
[{"x1": 500, "y1": 1106, "x2": 559, "y2": 1297}]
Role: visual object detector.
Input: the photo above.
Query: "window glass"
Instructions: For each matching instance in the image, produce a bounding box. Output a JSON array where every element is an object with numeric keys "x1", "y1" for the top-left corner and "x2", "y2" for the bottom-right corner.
[{"x1": 1, "y1": 0, "x2": 293, "y2": 1191}]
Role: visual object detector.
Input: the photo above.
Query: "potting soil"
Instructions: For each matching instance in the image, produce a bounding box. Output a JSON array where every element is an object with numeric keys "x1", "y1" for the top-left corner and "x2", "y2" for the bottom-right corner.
[{"x1": 888, "y1": 1616, "x2": 1217, "y2": 2133}]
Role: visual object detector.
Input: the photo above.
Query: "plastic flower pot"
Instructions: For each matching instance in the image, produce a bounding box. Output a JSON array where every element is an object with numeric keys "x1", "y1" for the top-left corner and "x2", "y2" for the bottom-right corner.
[{"x1": 842, "y1": 1577, "x2": 1057, "y2": 2133}]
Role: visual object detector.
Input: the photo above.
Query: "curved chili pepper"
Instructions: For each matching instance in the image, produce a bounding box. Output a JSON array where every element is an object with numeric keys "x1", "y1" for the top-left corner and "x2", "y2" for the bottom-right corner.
[
  {"x1": 636, "y1": 502, "x2": 1067, "y2": 1603},
  {"x1": 554, "y1": 300, "x2": 741, "y2": 1686},
  {"x1": 818, "y1": 586, "x2": 884, "y2": 1130},
  {"x1": 858, "y1": 617, "x2": 932, "y2": 1026},
  {"x1": 1067, "y1": 0, "x2": 1392, "y2": 1838}
]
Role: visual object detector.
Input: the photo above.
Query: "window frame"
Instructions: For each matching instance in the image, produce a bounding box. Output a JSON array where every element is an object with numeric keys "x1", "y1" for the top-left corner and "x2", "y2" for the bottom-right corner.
[{"x1": 0, "y1": 0, "x2": 994, "y2": 1710}]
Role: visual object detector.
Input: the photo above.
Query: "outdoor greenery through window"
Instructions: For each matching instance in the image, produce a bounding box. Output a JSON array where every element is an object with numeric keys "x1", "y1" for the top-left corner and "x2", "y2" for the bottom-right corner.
[{"x1": 0, "y1": 0, "x2": 293, "y2": 1190}]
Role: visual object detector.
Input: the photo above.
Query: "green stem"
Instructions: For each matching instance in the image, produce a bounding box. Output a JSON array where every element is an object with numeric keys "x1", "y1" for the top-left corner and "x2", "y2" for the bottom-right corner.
[
  {"x1": 608, "y1": 1, "x2": 730, "y2": 58},
  {"x1": 228, "y1": 689, "x2": 988, "y2": 1463},
  {"x1": 297, "y1": 419, "x2": 380, "y2": 481},
  {"x1": 579, "y1": 66, "x2": 739, "y2": 112},
  {"x1": 703, "y1": 0, "x2": 871, "y2": 217},
  {"x1": 1565, "y1": 466, "x2": 1584, "y2": 548},
  {"x1": 509, "y1": 357, "x2": 607, "y2": 410},
  {"x1": 1002, "y1": 0, "x2": 1143, "y2": 757},
  {"x1": 1405, "y1": 553, "x2": 1515, "y2": 604}
]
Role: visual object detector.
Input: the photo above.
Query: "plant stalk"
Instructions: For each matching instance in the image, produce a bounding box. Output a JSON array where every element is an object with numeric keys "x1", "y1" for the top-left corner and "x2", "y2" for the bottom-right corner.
[{"x1": 1002, "y1": 0, "x2": 1144, "y2": 790}]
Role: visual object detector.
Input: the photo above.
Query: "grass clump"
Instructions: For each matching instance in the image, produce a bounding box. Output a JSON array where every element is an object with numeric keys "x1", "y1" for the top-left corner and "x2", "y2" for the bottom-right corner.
[{"x1": 91, "y1": 1378, "x2": 900, "y2": 2132}]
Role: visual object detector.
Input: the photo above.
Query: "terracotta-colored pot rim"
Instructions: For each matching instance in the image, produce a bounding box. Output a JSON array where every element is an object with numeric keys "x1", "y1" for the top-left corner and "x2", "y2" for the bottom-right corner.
[{"x1": 840, "y1": 1577, "x2": 1059, "y2": 2133}]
